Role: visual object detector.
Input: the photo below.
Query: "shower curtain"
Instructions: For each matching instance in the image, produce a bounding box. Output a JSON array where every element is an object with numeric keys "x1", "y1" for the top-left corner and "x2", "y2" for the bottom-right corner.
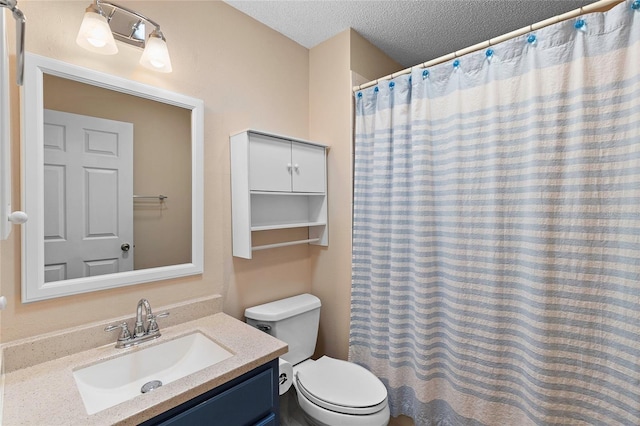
[{"x1": 350, "y1": 2, "x2": 640, "y2": 425}]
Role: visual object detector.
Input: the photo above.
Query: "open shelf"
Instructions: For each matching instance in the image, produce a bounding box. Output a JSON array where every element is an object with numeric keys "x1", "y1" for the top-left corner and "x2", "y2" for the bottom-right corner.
[
  {"x1": 252, "y1": 238, "x2": 321, "y2": 251},
  {"x1": 251, "y1": 221, "x2": 327, "y2": 232},
  {"x1": 250, "y1": 191, "x2": 324, "y2": 196}
]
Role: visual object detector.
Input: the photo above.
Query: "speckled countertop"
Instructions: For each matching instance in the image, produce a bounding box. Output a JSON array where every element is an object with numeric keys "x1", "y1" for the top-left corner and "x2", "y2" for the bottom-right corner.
[{"x1": 1, "y1": 303, "x2": 287, "y2": 425}]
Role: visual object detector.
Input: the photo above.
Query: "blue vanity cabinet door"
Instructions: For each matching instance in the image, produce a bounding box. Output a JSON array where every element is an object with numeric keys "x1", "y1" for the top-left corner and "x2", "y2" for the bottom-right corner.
[
  {"x1": 254, "y1": 412, "x2": 277, "y2": 426},
  {"x1": 141, "y1": 359, "x2": 279, "y2": 426}
]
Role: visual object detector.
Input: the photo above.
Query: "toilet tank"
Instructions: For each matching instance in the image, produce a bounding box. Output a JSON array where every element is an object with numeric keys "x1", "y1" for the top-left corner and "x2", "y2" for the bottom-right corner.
[{"x1": 245, "y1": 294, "x2": 321, "y2": 365}]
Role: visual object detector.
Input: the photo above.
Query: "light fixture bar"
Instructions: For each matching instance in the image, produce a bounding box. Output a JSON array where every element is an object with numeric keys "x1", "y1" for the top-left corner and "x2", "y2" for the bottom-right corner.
[
  {"x1": 99, "y1": 0, "x2": 160, "y2": 29},
  {"x1": 98, "y1": 0, "x2": 161, "y2": 48},
  {"x1": 111, "y1": 19, "x2": 146, "y2": 48}
]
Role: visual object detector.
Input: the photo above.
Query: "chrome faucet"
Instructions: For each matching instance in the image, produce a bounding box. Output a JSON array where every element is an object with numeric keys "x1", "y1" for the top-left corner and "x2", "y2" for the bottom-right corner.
[
  {"x1": 134, "y1": 298, "x2": 152, "y2": 338},
  {"x1": 105, "y1": 299, "x2": 169, "y2": 348}
]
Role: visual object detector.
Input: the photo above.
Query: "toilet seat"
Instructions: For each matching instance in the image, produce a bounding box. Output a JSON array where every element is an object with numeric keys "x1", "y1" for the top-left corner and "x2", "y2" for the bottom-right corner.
[{"x1": 294, "y1": 356, "x2": 388, "y2": 416}]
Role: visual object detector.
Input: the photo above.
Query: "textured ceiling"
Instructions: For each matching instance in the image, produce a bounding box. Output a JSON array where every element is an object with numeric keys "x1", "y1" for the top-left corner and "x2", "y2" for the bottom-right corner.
[{"x1": 223, "y1": 0, "x2": 598, "y2": 68}]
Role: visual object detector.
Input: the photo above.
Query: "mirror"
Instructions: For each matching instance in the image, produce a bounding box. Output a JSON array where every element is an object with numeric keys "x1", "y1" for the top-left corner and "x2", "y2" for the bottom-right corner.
[{"x1": 21, "y1": 53, "x2": 204, "y2": 303}]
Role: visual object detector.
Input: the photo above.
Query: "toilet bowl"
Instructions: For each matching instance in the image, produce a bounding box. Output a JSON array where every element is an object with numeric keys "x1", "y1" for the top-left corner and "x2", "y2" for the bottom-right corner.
[
  {"x1": 293, "y1": 357, "x2": 390, "y2": 426},
  {"x1": 244, "y1": 294, "x2": 390, "y2": 426}
]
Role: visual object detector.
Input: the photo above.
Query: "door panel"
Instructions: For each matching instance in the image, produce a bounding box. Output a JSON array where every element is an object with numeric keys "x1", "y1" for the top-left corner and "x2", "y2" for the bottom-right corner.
[
  {"x1": 43, "y1": 122, "x2": 65, "y2": 150},
  {"x1": 43, "y1": 164, "x2": 66, "y2": 240},
  {"x1": 84, "y1": 259, "x2": 119, "y2": 276},
  {"x1": 291, "y1": 143, "x2": 325, "y2": 193},
  {"x1": 249, "y1": 134, "x2": 292, "y2": 192},
  {"x1": 84, "y1": 167, "x2": 118, "y2": 237},
  {"x1": 43, "y1": 109, "x2": 134, "y2": 282},
  {"x1": 85, "y1": 128, "x2": 120, "y2": 155},
  {"x1": 44, "y1": 264, "x2": 66, "y2": 282}
]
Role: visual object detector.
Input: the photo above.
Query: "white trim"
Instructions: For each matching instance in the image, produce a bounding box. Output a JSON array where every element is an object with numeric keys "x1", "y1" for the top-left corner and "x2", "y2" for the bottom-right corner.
[{"x1": 21, "y1": 53, "x2": 205, "y2": 303}]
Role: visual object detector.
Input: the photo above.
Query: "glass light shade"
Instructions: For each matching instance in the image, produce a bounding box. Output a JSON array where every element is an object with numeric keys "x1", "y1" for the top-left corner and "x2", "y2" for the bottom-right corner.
[
  {"x1": 139, "y1": 36, "x2": 172, "y2": 73},
  {"x1": 76, "y1": 11, "x2": 118, "y2": 55}
]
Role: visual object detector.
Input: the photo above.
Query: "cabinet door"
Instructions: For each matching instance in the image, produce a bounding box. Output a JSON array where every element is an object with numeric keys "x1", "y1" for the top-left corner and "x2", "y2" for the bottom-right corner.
[
  {"x1": 154, "y1": 369, "x2": 274, "y2": 426},
  {"x1": 249, "y1": 134, "x2": 292, "y2": 192},
  {"x1": 254, "y1": 412, "x2": 276, "y2": 426},
  {"x1": 291, "y1": 143, "x2": 325, "y2": 193}
]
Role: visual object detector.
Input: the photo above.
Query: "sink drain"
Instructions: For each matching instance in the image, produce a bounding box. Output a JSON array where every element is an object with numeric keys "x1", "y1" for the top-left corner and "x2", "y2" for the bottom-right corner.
[{"x1": 141, "y1": 380, "x2": 163, "y2": 394}]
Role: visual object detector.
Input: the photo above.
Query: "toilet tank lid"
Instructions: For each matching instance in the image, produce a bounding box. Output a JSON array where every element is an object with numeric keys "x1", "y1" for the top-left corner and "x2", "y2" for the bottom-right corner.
[{"x1": 244, "y1": 294, "x2": 321, "y2": 322}]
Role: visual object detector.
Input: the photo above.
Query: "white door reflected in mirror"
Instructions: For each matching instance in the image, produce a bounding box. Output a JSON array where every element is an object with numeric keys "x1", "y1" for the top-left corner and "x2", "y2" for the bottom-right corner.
[{"x1": 43, "y1": 110, "x2": 134, "y2": 282}]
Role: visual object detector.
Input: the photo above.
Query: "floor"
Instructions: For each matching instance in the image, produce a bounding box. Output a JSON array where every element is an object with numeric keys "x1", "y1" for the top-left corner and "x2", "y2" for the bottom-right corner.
[{"x1": 279, "y1": 387, "x2": 309, "y2": 426}]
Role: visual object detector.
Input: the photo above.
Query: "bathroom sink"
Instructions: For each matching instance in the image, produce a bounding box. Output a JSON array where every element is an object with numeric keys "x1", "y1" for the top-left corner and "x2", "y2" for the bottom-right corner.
[{"x1": 73, "y1": 331, "x2": 233, "y2": 415}]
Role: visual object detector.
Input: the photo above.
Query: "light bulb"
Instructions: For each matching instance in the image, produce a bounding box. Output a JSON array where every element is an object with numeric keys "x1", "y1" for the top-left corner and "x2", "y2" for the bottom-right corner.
[
  {"x1": 140, "y1": 32, "x2": 172, "y2": 73},
  {"x1": 76, "y1": 8, "x2": 118, "y2": 55}
]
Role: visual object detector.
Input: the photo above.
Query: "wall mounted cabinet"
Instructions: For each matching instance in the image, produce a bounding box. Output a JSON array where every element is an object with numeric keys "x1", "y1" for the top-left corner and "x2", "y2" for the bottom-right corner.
[{"x1": 230, "y1": 130, "x2": 329, "y2": 259}]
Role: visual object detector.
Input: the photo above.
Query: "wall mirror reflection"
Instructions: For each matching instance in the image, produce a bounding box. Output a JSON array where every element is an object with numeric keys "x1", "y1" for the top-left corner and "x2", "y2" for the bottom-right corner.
[{"x1": 22, "y1": 53, "x2": 204, "y2": 303}]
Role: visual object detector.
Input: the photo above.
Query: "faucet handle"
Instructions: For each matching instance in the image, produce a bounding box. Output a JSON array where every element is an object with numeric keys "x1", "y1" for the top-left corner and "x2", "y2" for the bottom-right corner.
[
  {"x1": 147, "y1": 311, "x2": 169, "y2": 335},
  {"x1": 105, "y1": 322, "x2": 132, "y2": 342}
]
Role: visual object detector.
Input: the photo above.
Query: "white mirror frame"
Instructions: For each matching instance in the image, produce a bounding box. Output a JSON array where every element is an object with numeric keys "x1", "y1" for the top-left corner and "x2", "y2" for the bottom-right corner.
[{"x1": 21, "y1": 53, "x2": 204, "y2": 303}]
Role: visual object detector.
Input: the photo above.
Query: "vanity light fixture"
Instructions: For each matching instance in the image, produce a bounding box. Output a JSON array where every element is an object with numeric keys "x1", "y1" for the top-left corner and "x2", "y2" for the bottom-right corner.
[{"x1": 76, "y1": 0, "x2": 172, "y2": 73}]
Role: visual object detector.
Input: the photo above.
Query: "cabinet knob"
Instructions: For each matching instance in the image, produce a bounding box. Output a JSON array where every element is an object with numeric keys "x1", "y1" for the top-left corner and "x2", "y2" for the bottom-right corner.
[
  {"x1": 294, "y1": 164, "x2": 299, "y2": 172},
  {"x1": 287, "y1": 163, "x2": 292, "y2": 171}
]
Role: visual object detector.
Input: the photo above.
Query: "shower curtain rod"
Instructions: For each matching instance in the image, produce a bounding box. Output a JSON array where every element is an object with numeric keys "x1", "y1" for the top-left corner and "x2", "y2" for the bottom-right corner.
[{"x1": 353, "y1": 0, "x2": 624, "y2": 91}]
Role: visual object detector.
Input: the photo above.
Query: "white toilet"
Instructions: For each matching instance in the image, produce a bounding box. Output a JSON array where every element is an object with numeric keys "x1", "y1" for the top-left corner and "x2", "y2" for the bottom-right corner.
[{"x1": 245, "y1": 294, "x2": 390, "y2": 426}]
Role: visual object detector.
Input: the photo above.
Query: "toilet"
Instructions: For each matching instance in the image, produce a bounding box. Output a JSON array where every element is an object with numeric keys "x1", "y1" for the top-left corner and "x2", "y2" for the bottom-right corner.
[{"x1": 245, "y1": 294, "x2": 390, "y2": 426}]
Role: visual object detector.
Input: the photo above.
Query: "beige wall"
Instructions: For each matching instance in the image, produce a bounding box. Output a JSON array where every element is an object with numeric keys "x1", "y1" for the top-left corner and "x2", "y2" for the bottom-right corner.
[
  {"x1": 308, "y1": 29, "x2": 352, "y2": 360},
  {"x1": 309, "y1": 29, "x2": 401, "y2": 360},
  {"x1": 349, "y1": 30, "x2": 403, "y2": 82},
  {"x1": 2, "y1": 0, "x2": 404, "y2": 374},
  {"x1": 308, "y1": 28, "x2": 409, "y2": 426},
  {"x1": 309, "y1": 30, "x2": 414, "y2": 426},
  {"x1": 3, "y1": 4, "x2": 413, "y2": 423},
  {"x1": 43, "y1": 74, "x2": 192, "y2": 270},
  {"x1": 1, "y1": 0, "x2": 311, "y2": 342}
]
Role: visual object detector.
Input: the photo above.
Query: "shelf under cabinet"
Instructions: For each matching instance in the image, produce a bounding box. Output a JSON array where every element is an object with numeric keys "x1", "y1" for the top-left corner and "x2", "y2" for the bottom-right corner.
[
  {"x1": 250, "y1": 194, "x2": 325, "y2": 229},
  {"x1": 250, "y1": 191, "x2": 325, "y2": 196},
  {"x1": 251, "y1": 221, "x2": 327, "y2": 232},
  {"x1": 252, "y1": 238, "x2": 321, "y2": 252}
]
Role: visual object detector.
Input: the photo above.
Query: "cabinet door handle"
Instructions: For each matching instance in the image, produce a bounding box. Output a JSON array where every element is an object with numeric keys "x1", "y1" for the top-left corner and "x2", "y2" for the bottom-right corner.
[
  {"x1": 294, "y1": 164, "x2": 299, "y2": 172},
  {"x1": 287, "y1": 163, "x2": 292, "y2": 171}
]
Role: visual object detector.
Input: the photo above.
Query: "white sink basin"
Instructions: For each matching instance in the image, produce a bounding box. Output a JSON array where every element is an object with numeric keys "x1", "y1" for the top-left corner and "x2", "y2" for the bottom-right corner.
[{"x1": 73, "y1": 332, "x2": 233, "y2": 415}]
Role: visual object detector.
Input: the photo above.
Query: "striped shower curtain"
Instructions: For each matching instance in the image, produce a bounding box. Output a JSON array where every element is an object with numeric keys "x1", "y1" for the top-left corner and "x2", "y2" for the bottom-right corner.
[{"x1": 350, "y1": 2, "x2": 640, "y2": 425}]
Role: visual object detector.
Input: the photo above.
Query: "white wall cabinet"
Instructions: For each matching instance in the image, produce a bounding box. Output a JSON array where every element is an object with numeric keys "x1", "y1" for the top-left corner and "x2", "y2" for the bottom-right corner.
[{"x1": 231, "y1": 130, "x2": 329, "y2": 259}]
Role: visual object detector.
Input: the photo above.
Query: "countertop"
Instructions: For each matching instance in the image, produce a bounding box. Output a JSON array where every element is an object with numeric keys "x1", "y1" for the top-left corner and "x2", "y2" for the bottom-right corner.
[{"x1": 1, "y1": 312, "x2": 288, "y2": 425}]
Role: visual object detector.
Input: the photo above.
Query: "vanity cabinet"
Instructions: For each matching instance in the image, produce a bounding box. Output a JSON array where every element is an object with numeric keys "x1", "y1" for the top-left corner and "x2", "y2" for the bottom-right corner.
[
  {"x1": 141, "y1": 359, "x2": 279, "y2": 426},
  {"x1": 231, "y1": 130, "x2": 329, "y2": 259}
]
